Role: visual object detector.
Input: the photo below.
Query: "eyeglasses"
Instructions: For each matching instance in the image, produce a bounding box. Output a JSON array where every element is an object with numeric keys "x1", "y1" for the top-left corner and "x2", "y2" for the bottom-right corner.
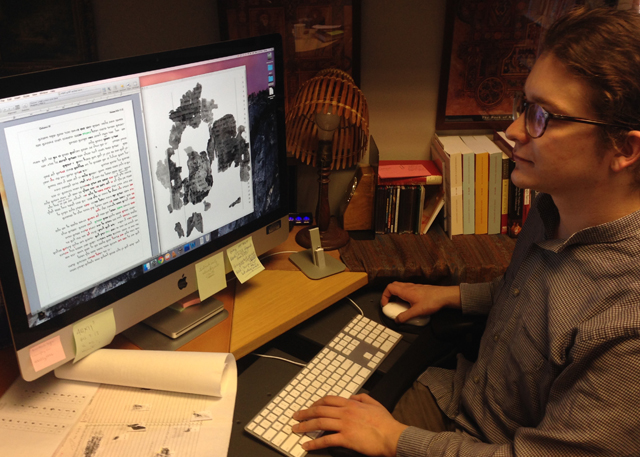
[{"x1": 512, "y1": 92, "x2": 629, "y2": 138}]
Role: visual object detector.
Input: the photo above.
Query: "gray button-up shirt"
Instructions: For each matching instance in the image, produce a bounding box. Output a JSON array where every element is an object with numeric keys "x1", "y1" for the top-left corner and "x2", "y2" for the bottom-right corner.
[{"x1": 397, "y1": 193, "x2": 640, "y2": 456}]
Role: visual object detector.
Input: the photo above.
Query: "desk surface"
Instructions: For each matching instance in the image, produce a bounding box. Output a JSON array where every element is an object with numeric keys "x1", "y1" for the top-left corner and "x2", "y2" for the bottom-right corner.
[
  {"x1": 0, "y1": 227, "x2": 368, "y2": 395},
  {"x1": 230, "y1": 226, "x2": 367, "y2": 357}
]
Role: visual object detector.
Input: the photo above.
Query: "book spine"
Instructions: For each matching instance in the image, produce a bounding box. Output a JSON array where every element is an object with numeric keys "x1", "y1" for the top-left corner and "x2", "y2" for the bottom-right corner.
[
  {"x1": 487, "y1": 151, "x2": 502, "y2": 234},
  {"x1": 430, "y1": 142, "x2": 451, "y2": 237},
  {"x1": 462, "y1": 152, "x2": 475, "y2": 235},
  {"x1": 377, "y1": 175, "x2": 442, "y2": 186},
  {"x1": 522, "y1": 188, "x2": 531, "y2": 225},
  {"x1": 450, "y1": 152, "x2": 463, "y2": 236},
  {"x1": 416, "y1": 186, "x2": 426, "y2": 234},
  {"x1": 397, "y1": 186, "x2": 415, "y2": 234},
  {"x1": 474, "y1": 152, "x2": 489, "y2": 235},
  {"x1": 507, "y1": 161, "x2": 523, "y2": 238},
  {"x1": 374, "y1": 185, "x2": 387, "y2": 234},
  {"x1": 386, "y1": 186, "x2": 394, "y2": 233},
  {"x1": 393, "y1": 186, "x2": 401, "y2": 233},
  {"x1": 501, "y1": 153, "x2": 510, "y2": 235}
]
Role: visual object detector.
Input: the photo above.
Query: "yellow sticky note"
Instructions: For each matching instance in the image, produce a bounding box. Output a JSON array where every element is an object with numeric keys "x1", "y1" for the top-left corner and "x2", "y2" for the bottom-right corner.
[
  {"x1": 73, "y1": 308, "x2": 116, "y2": 362},
  {"x1": 195, "y1": 252, "x2": 227, "y2": 301},
  {"x1": 30, "y1": 335, "x2": 66, "y2": 372},
  {"x1": 226, "y1": 237, "x2": 265, "y2": 284}
]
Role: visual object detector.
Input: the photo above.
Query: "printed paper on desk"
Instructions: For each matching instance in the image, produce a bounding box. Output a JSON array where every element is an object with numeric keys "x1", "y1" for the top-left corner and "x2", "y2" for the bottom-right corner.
[
  {"x1": 0, "y1": 372, "x2": 99, "y2": 457},
  {"x1": 73, "y1": 307, "x2": 116, "y2": 363},
  {"x1": 195, "y1": 251, "x2": 226, "y2": 301},
  {"x1": 53, "y1": 351, "x2": 237, "y2": 457},
  {"x1": 226, "y1": 237, "x2": 265, "y2": 283}
]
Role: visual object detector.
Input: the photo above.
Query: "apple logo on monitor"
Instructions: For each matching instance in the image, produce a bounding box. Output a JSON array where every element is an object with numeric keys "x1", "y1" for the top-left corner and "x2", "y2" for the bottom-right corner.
[{"x1": 178, "y1": 274, "x2": 188, "y2": 290}]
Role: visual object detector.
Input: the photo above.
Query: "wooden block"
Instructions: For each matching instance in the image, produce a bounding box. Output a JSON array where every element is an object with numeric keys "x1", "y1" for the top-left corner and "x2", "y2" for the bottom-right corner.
[{"x1": 340, "y1": 165, "x2": 376, "y2": 231}]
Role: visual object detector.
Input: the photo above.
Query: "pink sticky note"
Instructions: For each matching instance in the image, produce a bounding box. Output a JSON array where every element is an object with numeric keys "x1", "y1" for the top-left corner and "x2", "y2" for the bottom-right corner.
[{"x1": 29, "y1": 335, "x2": 66, "y2": 372}]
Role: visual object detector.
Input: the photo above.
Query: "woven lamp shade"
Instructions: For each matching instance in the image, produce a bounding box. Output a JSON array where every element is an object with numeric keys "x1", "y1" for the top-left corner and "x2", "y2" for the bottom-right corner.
[{"x1": 286, "y1": 68, "x2": 369, "y2": 169}]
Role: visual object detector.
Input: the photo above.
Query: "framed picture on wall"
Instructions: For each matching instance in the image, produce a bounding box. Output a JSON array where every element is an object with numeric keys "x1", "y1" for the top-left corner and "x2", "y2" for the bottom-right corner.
[
  {"x1": 218, "y1": 0, "x2": 361, "y2": 115},
  {"x1": 436, "y1": 0, "x2": 622, "y2": 131},
  {"x1": 0, "y1": 0, "x2": 97, "y2": 77}
]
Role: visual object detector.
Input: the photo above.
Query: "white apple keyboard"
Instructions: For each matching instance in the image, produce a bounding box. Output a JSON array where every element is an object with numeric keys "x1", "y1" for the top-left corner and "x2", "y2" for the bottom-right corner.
[{"x1": 245, "y1": 314, "x2": 402, "y2": 457}]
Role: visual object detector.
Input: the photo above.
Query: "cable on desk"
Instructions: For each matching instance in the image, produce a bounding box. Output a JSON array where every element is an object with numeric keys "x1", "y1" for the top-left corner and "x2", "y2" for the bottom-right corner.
[
  {"x1": 259, "y1": 250, "x2": 299, "y2": 260},
  {"x1": 251, "y1": 296, "x2": 363, "y2": 368},
  {"x1": 347, "y1": 296, "x2": 364, "y2": 316},
  {"x1": 251, "y1": 353, "x2": 307, "y2": 367}
]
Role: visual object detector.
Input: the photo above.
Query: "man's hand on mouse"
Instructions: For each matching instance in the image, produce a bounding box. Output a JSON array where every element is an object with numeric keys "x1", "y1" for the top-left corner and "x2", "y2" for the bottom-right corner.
[{"x1": 380, "y1": 282, "x2": 462, "y2": 324}]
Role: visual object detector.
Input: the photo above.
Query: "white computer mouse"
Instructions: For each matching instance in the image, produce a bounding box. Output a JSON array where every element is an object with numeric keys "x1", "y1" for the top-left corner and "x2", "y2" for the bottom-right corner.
[{"x1": 381, "y1": 300, "x2": 430, "y2": 327}]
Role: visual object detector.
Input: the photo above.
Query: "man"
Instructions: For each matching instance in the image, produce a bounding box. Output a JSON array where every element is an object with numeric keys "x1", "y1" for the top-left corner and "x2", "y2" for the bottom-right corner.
[{"x1": 292, "y1": 7, "x2": 640, "y2": 456}]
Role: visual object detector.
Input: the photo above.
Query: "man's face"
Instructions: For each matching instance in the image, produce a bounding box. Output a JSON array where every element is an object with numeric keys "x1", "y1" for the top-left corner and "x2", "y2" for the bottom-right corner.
[{"x1": 505, "y1": 53, "x2": 612, "y2": 200}]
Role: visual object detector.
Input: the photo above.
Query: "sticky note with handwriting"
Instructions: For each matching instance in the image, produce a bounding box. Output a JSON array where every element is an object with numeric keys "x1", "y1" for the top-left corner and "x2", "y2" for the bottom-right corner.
[
  {"x1": 73, "y1": 308, "x2": 116, "y2": 362},
  {"x1": 196, "y1": 252, "x2": 227, "y2": 301},
  {"x1": 226, "y1": 237, "x2": 265, "y2": 283},
  {"x1": 30, "y1": 335, "x2": 66, "y2": 372}
]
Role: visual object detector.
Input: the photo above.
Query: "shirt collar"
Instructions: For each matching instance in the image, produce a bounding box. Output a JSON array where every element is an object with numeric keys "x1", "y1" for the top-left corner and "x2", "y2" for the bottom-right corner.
[{"x1": 535, "y1": 193, "x2": 640, "y2": 252}]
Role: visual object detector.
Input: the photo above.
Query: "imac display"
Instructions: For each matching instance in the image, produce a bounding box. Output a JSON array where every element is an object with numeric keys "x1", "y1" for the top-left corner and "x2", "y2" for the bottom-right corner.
[{"x1": 0, "y1": 34, "x2": 289, "y2": 381}]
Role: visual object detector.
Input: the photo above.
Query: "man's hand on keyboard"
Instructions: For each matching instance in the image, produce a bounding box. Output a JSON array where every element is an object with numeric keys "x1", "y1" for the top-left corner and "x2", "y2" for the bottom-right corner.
[{"x1": 291, "y1": 393, "x2": 408, "y2": 457}]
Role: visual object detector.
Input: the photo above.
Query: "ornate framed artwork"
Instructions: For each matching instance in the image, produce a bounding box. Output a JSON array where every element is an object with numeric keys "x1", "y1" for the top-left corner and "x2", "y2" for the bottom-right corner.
[
  {"x1": 218, "y1": 0, "x2": 361, "y2": 114},
  {"x1": 436, "y1": 0, "x2": 620, "y2": 131},
  {"x1": 0, "y1": 0, "x2": 97, "y2": 77}
]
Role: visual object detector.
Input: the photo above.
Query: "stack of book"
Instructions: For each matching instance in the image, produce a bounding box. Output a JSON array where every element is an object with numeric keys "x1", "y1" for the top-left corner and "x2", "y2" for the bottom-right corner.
[
  {"x1": 492, "y1": 131, "x2": 534, "y2": 238},
  {"x1": 431, "y1": 132, "x2": 532, "y2": 239},
  {"x1": 314, "y1": 26, "x2": 345, "y2": 42},
  {"x1": 374, "y1": 160, "x2": 444, "y2": 234}
]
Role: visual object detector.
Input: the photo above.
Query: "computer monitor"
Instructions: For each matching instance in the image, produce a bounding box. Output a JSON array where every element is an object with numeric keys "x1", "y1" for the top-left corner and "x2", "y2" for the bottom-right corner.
[{"x1": 0, "y1": 34, "x2": 289, "y2": 381}]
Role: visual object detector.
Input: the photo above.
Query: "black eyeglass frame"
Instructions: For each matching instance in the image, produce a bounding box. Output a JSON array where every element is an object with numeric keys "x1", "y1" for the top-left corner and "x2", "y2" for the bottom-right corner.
[{"x1": 512, "y1": 93, "x2": 630, "y2": 139}]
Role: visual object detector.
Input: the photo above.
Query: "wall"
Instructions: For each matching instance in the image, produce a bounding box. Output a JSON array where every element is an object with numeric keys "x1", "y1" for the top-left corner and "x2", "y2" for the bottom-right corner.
[
  {"x1": 361, "y1": 0, "x2": 446, "y2": 160},
  {"x1": 90, "y1": 0, "x2": 448, "y2": 214},
  {"x1": 91, "y1": 0, "x2": 220, "y2": 59}
]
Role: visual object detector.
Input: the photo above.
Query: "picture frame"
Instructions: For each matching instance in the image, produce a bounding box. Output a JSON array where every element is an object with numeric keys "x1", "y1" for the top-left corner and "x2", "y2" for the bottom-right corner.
[
  {"x1": 435, "y1": 0, "x2": 618, "y2": 131},
  {"x1": 218, "y1": 0, "x2": 361, "y2": 115},
  {"x1": 0, "y1": 0, "x2": 98, "y2": 77}
]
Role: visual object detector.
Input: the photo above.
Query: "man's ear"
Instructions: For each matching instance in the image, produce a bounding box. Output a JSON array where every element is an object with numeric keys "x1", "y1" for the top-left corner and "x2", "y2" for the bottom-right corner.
[{"x1": 612, "y1": 131, "x2": 640, "y2": 172}]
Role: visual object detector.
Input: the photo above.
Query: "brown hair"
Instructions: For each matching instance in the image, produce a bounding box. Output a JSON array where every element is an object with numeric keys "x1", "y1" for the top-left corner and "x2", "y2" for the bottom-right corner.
[{"x1": 541, "y1": 7, "x2": 640, "y2": 150}]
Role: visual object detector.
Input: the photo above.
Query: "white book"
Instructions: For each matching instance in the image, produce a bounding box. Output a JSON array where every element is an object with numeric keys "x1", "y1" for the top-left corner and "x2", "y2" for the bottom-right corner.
[{"x1": 436, "y1": 135, "x2": 467, "y2": 236}]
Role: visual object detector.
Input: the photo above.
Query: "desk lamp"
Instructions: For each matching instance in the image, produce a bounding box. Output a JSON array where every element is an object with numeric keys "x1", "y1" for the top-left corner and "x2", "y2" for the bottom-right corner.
[{"x1": 286, "y1": 68, "x2": 369, "y2": 251}]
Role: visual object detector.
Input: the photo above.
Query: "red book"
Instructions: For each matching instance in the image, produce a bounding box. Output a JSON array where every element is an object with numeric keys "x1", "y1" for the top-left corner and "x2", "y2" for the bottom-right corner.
[
  {"x1": 522, "y1": 188, "x2": 531, "y2": 225},
  {"x1": 377, "y1": 160, "x2": 443, "y2": 186}
]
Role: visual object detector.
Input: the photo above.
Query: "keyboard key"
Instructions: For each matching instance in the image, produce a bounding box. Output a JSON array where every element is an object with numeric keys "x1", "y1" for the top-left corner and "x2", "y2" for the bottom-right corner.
[
  {"x1": 264, "y1": 428, "x2": 277, "y2": 441},
  {"x1": 348, "y1": 363, "x2": 361, "y2": 375},
  {"x1": 291, "y1": 445, "x2": 306, "y2": 456},
  {"x1": 273, "y1": 431, "x2": 288, "y2": 446},
  {"x1": 282, "y1": 434, "x2": 299, "y2": 452}
]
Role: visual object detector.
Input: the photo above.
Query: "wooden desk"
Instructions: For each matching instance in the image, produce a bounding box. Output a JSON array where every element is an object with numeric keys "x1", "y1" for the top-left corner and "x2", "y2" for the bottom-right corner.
[
  {"x1": 0, "y1": 227, "x2": 368, "y2": 394},
  {"x1": 230, "y1": 225, "x2": 368, "y2": 358},
  {"x1": 231, "y1": 269, "x2": 366, "y2": 358}
]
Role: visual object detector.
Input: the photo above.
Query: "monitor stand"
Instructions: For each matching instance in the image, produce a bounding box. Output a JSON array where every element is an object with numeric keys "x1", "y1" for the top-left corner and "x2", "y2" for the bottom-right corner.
[{"x1": 122, "y1": 296, "x2": 228, "y2": 351}]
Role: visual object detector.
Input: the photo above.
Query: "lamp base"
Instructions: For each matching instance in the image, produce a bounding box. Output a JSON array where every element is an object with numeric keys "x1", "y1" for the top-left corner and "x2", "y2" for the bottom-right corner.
[{"x1": 295, "y1": 217, "x2": 350, "y2": 251}]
